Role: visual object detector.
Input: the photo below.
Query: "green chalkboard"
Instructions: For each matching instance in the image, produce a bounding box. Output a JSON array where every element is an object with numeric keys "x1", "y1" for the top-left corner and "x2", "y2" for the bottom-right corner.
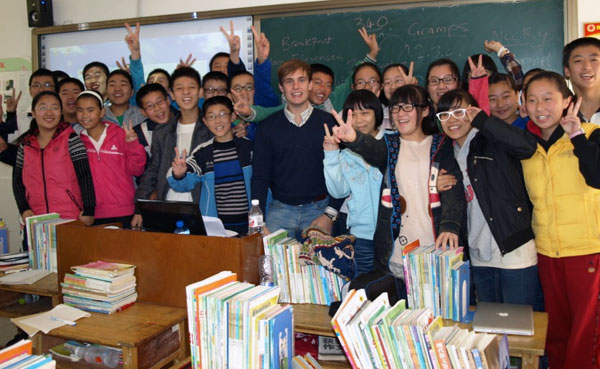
[{"x1": 261, "y1": 0, "x2": 563, "y2": 87}]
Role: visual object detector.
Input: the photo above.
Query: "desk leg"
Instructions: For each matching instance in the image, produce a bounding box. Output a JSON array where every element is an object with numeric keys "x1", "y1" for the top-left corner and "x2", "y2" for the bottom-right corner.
[
  {"x1": 51, "y1": 294, "x2": 60, "y2": 307},
  {"x1": 521, "y1": 354, "x2": 540, "y2": 369},
  {"x1": 122, "y1": 346, "x2": 138, "y2": 369},
  {"x1": 31, "y1": 334, "x2": 42, "y2": 355}
]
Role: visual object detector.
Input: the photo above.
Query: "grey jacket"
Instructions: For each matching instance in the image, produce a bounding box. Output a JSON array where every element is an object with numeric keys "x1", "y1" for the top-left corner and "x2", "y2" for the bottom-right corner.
[{"x1": 135, "y1": 119, "x2": 212, "y2": 205}]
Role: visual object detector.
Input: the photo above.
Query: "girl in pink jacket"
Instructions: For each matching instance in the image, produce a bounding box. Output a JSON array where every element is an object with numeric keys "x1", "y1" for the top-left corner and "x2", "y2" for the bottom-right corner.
[{"x1": 76, "y1": 90, "x2": 146, "y2": 226}]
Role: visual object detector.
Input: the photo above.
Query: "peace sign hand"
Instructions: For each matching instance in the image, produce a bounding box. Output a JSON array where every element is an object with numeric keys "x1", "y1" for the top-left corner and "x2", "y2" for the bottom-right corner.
[
  {"x1": 176, "y1": 54, "x2": 196, "y2": 69},
  {"x1": 172, "y1": 147, "x2": 188, "y2": 179},
  {"x1": 323, "y1": 124, "x2": 340, "y2": 151},
  {"x1": 5, "y1": 89, "x2": 21, "y2": 113},
  {"x1": 124, "y1": 22, "x2": 141, "y2": 60},
  {"x1": 399, "y1": 61, "x2": 418, "y2": 86},
  {"x1": 251, "y1": 25, "x2": 270, "y2": 65},
  {"x1": 357, "y1": 27, "x2": 380, "y2": 60},
  {"x1": 560, "y1": 96, "x2": 583, "y2": 136},
  {"x1": 220, "y1": 20, "x2": 241, "y2": 64},
  {"x1": 124, "y1": 120, "x2": 138, "y2": 142},
  {"x1": 468, "y1": 54, "x2": 487, "y2": 79},
  {"x1": 465, "y1": 105, "x2": 483, "y2": 122},
  {"x1": 331, "y1": 109, "x2": 357, "y2": 143},
  {"x1": 231, "y1": 89, "x2": 251, "y2": 117},
  {"x1": 116, "y1": 56, "x2": 130, "y2": 73}
]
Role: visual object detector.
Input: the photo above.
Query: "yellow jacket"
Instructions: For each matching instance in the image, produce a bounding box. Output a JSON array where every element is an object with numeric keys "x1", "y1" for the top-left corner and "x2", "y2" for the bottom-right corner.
[{"x1": 521, "y1": 123, "x2": 600, "y2": 258}]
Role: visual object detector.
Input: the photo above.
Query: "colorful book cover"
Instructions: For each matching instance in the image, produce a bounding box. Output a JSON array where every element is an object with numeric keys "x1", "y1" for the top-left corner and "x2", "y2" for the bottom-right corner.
[{"x1": 269, "y1": 305, "x2": 294, "y2": 369}]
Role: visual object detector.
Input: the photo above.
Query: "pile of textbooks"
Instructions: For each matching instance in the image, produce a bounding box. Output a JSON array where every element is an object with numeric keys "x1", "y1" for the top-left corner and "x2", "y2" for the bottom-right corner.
[
  {"x1": 403, "y1": 243, "x2": 471, "y2": 322},
  {"x1": 24, "y1": 213, "x2": 72, "y2": 272},
  {"x1": 61, "y1": 261, "x2": 137, "y2": 314},
  {"x1": 332, "y1": 289, "x2": 507, "y2": 369},
  {"x1": 186, "y1": 271, "x2": 294, "y2": 369},
  {"x1": 0, "y1": 339, "x2": 55, "y2": 368},
  {"x1": 263, "y1": 230, "x2": 346, "y2": 305},
  {"x1": 0, "y1": 252, "x2": 29, "y2": 273}
]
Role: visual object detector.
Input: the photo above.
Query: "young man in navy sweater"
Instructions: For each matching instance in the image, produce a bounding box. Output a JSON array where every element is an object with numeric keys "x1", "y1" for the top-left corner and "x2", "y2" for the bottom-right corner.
[{"x1": 251, "y1": 59, "x2": 342, "y2": 241}]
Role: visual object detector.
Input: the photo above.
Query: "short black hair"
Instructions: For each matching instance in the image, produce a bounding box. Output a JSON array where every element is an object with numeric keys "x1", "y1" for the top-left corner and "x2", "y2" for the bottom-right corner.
[
  {"x1": 524, "y1": 71, "x2": 573, "y2": 100},
  {"x1": 29, "y1": 68, "x2": 57, "y2": 91},
  {"x1": 202, "y1": 95, "x2": 233, "y2": 118},
  {"x1": 426, "y1": 59, "x2": 460, "y2": 86},
  {"x1": 170, "y1": 67, "x2": 201, "y2": 90},
  {"x1": 83, "y1": 61, "x2": 109, "y2": 80},
  {"x1": 57, "y1": 77, "x2": 84, "y2": 93},
  {"x1": 382, "y1": 63, "x2": 409, "y2": 78},
  {"x1": 389, "y1": 85, "x2": 437, "y2": 135},
  {"x1": 310, "y1": 63, "x2": 335, "y2": 81},
  {"x1": 203, "y1": 71, "x2": 229, "y2": 89},
  {"x1": 108, "y1": 69, "x2": 133, "y2": 88},
  {"x1": 460, "y1": 54, "x2": 498, "y2": 90},
  {"x1": 148, "y1": 68, "x2": 171, "y2": 83},
  {"x1": 489, "y1": 73, "x2": 517, "y2": 92},
  {"x1": 209, "y1": 52, "x2": 230, "y2": 70},
  {"x1": 229, "y1": 70, "x2": 254, "y2": 88},
  {"x1": 342, "y1": 90, "x2": 383, "y2": 129},
  {"x1": 352, "y1": 62, "x2": 382, "y2": 85},
  {"x1": 562, "y1": 37, "x2": 600, "y2": 70},
  {"x1": 136, "y1": 83, "x2": 168, "y2": 108},
  {"x1": 52, "y1": 70, "x2": 69, "y2": 82},
  {"x1": 437, "y1": 89, "x2": 479, "y2": 114}
]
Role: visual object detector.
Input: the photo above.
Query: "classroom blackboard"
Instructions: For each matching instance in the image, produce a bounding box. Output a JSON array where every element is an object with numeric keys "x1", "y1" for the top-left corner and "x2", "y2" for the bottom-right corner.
[{"x1": 261, "y1": 0, "x2": 563, "y2": 86}]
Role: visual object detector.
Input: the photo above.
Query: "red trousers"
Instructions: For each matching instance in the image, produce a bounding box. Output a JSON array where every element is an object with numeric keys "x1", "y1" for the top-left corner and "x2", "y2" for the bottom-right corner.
[{"x1": 538, "y1": 253, "x2": 600, "y2": 369}]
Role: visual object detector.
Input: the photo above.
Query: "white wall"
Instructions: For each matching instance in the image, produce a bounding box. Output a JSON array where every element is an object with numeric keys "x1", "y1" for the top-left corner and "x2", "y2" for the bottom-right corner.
[{"x1": 0, "y1": 0, "x2": 596, "y2": 252}]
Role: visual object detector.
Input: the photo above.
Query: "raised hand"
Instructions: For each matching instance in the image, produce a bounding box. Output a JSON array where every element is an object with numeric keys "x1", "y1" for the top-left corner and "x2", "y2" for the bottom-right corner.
[
  {"x1": 172, "y1": 147, "x2": 188, "y2": 179},
  {"x1": 220, "y1": 20, "x2": 241, "y2": 65},
  {"x1": 465, "y1": 104, "x2": 483, "y2": 122},
  {"x1": 116, "y1": 56, "x2": 130, "y2": 73},
  {"x1": 5, "y1": 89, "x2": 21, "y2": 113},
  {"x1": 124, "y1": 22, "x2": 141, "y2": 60},
  {"x1": 323, "y1": 124, "x2": 339, "y2": 151},
  {"x1": 331, "y1": 109, "x2": 357, "y2": 143},
  {"x1": 468, "y1": 54, "x2": 487, "y2": 79},
  {"x1": 399, "y1": 61, "x2": 418, "y2": 86},
  {"x1": 358, "y1": 27, "x2": 380, "y2": 60},
  {"x1": 124, "y1": 120, "x2": 138, "y2": 142},
  {"x1": 231, "y1": 89, "x2": 251, "y2": 117},
  {"x1": 436, "y1": 168, "x2": 457, "y2": 193},
  {"x1": 176, "y1": 54, "x2": 196, "y2": 69},
  {"x1": 484, "y1": 40, "x2": 504, "y2": 55},
  {"x1": 251, "y1": 25, "x2": 270, "y2": 65},
  {"x1": 560, "y1": 96, "x2": 583, "y2": 137}
]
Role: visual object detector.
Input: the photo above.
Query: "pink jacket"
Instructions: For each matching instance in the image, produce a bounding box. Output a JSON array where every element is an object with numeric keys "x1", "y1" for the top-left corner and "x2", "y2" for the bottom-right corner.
[
  {"x1": 79, "y1": 122, "x2": 146, "y2": 219},
  {"x1": 22, "y1": 123, "x2": 83, "y2": 219}
]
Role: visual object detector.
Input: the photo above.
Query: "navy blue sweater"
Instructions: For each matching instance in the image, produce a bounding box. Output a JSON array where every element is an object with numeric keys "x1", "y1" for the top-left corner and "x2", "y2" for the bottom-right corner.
[{"x1": 252, "y1": 108, "x2": 342, "y2": 213}]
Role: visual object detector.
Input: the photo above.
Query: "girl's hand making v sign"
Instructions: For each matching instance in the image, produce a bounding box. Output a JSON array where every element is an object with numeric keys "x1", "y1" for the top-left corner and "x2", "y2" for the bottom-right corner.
[
  {"x1": 124, "y1": 120, "x2": 138, "y2": 142},
  {"x1": 560, "y1": 96, "x2": 583, "y2": 137},
  {"x1": 331, "y1": 109, "x2": 357, "y2": 143}
]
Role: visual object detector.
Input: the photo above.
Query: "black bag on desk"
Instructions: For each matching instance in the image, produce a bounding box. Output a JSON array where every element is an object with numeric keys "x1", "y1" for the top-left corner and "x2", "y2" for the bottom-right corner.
[{"x1": 328, "y1": 269, "x2": 407, "y2": 317}]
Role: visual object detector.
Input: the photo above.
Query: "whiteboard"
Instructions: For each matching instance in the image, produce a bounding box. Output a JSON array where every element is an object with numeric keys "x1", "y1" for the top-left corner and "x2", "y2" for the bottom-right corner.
[{"x1": 39, "y1": 15, "x2": 254, "y2": 81}]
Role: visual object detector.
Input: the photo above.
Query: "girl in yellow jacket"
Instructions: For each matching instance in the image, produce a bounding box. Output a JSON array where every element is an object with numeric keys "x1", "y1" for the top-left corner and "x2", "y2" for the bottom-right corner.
[{"x1": 522, "y1": 71, "x2": 600, "y2": 369}]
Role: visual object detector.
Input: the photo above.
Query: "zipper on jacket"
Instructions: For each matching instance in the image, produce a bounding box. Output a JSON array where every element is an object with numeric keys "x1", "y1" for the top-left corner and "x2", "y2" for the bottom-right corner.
[{"x1": 41, "y1": 148, "x2": 50, "y2": 213}]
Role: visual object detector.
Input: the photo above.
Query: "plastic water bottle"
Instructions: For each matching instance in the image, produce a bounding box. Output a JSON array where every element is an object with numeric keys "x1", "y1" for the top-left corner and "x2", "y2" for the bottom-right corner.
[
  {"x1": 74, "y1": 346, "x2": 120, "y2": 368},
  {"x1": 259, "y1": 255, "x2": 274, "y2": 286},
  {"x1": 174, "y1": 220, "x2": 190, "y2": 235},
  {"x1": 248, "y1": 199, "x2": 264, "y2": 235}
]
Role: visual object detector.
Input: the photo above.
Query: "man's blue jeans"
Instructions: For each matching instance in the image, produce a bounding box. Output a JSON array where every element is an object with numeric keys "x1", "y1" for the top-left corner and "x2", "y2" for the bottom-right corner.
[{"x1": 266, "y1": 198, "x2": 328, "y2": 242}]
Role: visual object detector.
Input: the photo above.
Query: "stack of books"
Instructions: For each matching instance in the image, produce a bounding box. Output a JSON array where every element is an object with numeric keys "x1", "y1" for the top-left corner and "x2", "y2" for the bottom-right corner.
[
  {"x1": 0, "y1": 252, "x2": 29, "y2": 273},
  {"x1": 263, "y1": 230, "x2": 346, "y2": 305},
  {"x1": 0, "y1": 339, "x2": 55, "y2": 368},
  {"x1": 186, "y1": 271, "x2": 294, "y2": 369},
  {"x1": 61, "y1": 261, "x2": 137, "y2": 314},
  {"x1": 291, "y1": 353, "x2": 322, "y2": 369},
  {"x1": 24, "y1": 213, "x2": 71, "y2": 272},
  {"x1": 403, "y1": 243, "x2": 471, "y2": 322},
  {"x1": 331, "y1": 289, "x2": 505, "y2": 369}
]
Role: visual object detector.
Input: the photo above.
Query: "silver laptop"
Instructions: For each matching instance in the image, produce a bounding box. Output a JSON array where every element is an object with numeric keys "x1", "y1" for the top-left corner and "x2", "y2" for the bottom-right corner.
[{"x1": 472, "y1": 302, "x2": 534, "y2": 336}]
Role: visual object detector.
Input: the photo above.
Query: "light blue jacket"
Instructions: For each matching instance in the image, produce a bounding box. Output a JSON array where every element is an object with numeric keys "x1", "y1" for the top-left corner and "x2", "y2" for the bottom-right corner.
[{"x1": 323, "y1": 129, "x2": 384, "y2": 239}]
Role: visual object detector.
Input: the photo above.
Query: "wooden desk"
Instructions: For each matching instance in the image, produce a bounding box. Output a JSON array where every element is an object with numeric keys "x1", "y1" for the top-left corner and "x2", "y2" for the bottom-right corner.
[
  {"x1": 294, "y1": 304, "x2": 548, "y2": 369},
  {"x1": 32, "y1": 302, "x2": 187, "y2": 369},
  {"x1": 0, "y1": 273, "x2": 59, "y2": 318}
]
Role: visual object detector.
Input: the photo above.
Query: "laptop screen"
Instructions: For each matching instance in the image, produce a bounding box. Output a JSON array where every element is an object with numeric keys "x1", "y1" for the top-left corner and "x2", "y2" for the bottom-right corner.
[{"x1": 136, "y1": 199, "x2": 207, "y2": 236}]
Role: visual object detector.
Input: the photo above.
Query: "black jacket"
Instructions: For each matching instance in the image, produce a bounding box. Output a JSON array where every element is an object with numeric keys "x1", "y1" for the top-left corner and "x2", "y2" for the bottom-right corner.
[
  {"x1": 465, "y1": 111, "x2": 537, "y2": 255},
  {"x1": 346, "y1": 131, "x2": 465, "y2": 274}
]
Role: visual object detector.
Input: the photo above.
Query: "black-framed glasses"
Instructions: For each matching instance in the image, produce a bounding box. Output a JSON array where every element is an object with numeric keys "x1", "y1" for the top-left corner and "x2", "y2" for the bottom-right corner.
[
  {"x1": 204, "y1": 87, "x2": 228, "y2": 94},
  {"x1": 390, "y1": 103, "x2": 426, "y2": 114},
  {"x1": 231, "y1": 84, "x2": 255, "y2": 93},
  {"x1": 427, "y1": 76, "x2": 457, "y2": 86},
  {"x1": 205, "y1": 111, "x2": 231, "y2": 122},
  {"x1": 436, "y1": 108, "x2": 467, "y2": 121},
  {"x1": 31, "y1": 82, "x2": 54, "y2": 89},
  {"x1": 354, "y1": 78, "x2": 381, "y2": 88}
]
